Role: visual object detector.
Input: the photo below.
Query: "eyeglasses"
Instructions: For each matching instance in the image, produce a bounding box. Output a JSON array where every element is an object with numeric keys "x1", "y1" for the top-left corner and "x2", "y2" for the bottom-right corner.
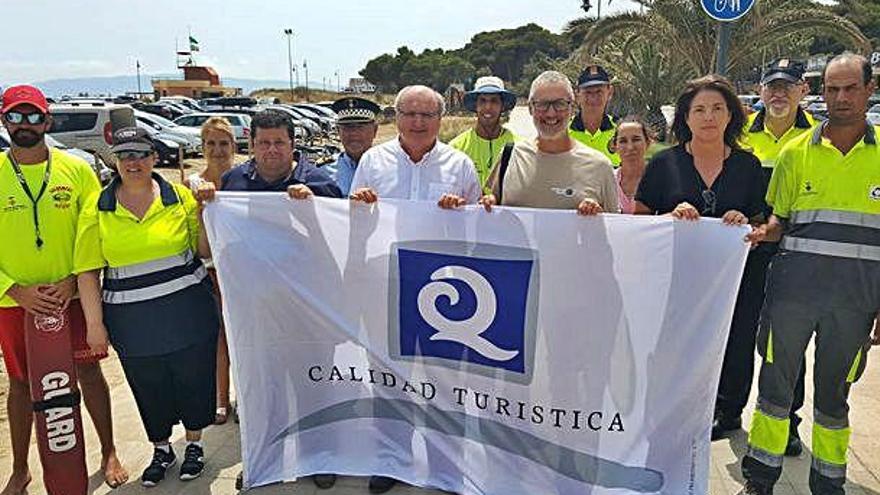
[
  {"x1": 701, "y1": 189, "x2": 717, "y2": 215},
  {"x1": 114, "y1": 150, "x2": 152, "y2": 161},
  {"x1": 4, "y1": 111, "x2": 46, "y2": 125},
  {"x1": 530, "y1": 99, "x2": 573, "y2": 112},
  {"x1": 397, "y1": 111, "x2": 440, "y2": 121}
]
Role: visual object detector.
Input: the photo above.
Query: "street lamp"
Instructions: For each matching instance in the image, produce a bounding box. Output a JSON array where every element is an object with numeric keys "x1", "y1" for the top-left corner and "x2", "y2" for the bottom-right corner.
[
  {"x1": 334, "y1": 70, "x2": 340, "y2": 93},
  {"x1": 303, "y1": 59, "x2": 309, "y2": 102},
  {"x1": 283, "y1": 29, "x2": 294, "y2": 100}
]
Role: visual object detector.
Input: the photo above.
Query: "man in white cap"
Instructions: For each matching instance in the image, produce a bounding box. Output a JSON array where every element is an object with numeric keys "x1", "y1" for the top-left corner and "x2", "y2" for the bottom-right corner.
[{"x1": 449, "y1": 76, "x2": 519, "y2": 189}]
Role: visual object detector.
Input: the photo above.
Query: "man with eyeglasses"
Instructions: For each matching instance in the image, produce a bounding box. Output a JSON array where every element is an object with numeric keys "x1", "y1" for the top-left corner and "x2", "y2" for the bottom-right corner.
[
  {"x1": 449, "y1": 76, "x2": 519, "y2": 189},
  {"x1": 568, "y1": 64, "x2": 621, "y2": 166},
  {"x1": 221, "y1": 110, "x2": 341, "y2": 198},
  {"x1": 323, "y1": 97, "x2": 381, "y2": 196},
  {"x1": 349, "y1": 85, "x2": 480, "y2": 211},
  {"x1": 480, "y1": 70, "x2": 618, "y2": 214},
  {"x1": 713, "y1": 59, "x2": 815, "y2": 455},
  {"x1": 0, "y1": 85, "x2": 129, "y2": 494}
]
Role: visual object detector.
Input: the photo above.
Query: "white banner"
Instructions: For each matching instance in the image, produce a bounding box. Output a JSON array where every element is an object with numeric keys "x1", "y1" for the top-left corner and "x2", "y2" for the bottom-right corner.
[{"x1": 205, "y1": 194, "x2": 749, "y2": 495}]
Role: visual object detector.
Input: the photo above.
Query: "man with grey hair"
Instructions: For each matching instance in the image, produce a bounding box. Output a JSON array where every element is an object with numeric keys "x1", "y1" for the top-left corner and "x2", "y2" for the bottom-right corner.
[
  {"x1": 347, "y1": 84, "x2": 479, "y2": 494},
  {"x1": 349, "y1": 85, "x2": 480, "y2": 209},
  {"x1": 481, "y1": 70, "x2": 618, "y2": 214}
]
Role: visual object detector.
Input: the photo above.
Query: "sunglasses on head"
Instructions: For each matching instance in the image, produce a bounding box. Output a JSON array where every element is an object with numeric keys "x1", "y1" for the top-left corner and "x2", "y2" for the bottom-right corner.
[
  {"x1": 114, "y1": 150, "x2": 152, "y2": 161},
  {"x1": 4, "y1": 111, "x2": 46, "y2": 125}
]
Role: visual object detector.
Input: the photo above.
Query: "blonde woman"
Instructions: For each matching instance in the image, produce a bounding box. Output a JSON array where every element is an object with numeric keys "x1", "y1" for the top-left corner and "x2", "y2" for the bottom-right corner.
[{"x1": 188, "y1": 116, "x2": 237, "y2": 425}]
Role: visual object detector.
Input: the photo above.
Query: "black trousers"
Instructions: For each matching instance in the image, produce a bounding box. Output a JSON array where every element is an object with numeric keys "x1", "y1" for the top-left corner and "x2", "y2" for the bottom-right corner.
[
  {"x1": 715, "y1": 246, "x2": 805, "y2": 426},
  {"x1": 120, "y1": 337, "x2": 218, "y2": 443}
]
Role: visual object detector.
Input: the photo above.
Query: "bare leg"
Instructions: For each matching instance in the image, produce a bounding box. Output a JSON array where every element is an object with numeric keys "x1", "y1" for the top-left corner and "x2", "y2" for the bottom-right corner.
[
  {"x1": 77, "y1": 362, "x2": 128, "y2": 487},
  {"x1": 185, "y1": 430, "x2": 202, "y2": 443},
  {"x1": 1, "y1": 378, "x2": 32, "y2": 495},
  {"x1": 215, "y1": 328, "x2": 230, "y2": 423}
]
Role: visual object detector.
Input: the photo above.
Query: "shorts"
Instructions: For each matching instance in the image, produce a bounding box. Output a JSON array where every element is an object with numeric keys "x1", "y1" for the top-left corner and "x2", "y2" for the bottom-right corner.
[
  {"x1": 0, "y1": 300, "x2": 107, "y2": 382},
  {"x1": 120, "y1": 338, "x2": 217, "y2": 442}
]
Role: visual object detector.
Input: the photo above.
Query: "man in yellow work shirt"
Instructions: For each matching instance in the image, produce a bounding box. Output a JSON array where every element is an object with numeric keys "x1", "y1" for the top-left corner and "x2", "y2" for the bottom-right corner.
[
  {"x1": 713, "y1": 59, "x2": 815, "y2": 455},
  {"x1": 568, "y1": 64, "x2": 620, "y2": 166},
  {"x1": 449, "y1": 76, "x2": 519, "y2": 190},
  {"x1": 742, "y1": 53, "x2": 879, "y2": 495},
  {"x1": 0, "y1": 85, "x2": 128, "y2": 494}
]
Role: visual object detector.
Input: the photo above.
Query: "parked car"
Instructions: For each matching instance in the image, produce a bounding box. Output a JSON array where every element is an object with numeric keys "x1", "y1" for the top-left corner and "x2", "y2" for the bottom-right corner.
[
  {"x1": 260, "y1": 106, "x2": 313, "y2": 141},
  {"x1": 135, "y1": 110, "x2": 202, "y2": 156},
  {"x1": 48, "y1": 101, "x2": 135, "y2": 165},
  {"x1": 868, "y1": 112, "x2": 880, "y2": 126},
  {"x1": 159, "y1": 96, "x2": 202, "y2": 112},
  {"x1": 134, "y1": 101, "x2": 191, "y2": 120},
  {"x1": 807, "y1": 102, "x2": 828, "y2": 120},
  {"x1": 295, "y1": 103, "x2": 338, "y2": 120},
  {"x1": 273, "y1": 105, "x2": 323, "y2": 137},
  {"x1": 173, "y1": 112, "x2": 252, "y2": 151},
  {"x1": 290, "y1": 104, "x2": 335, "y2": 132},
  {"x1": 130, "y1": 122, "x2": 183, "y2": 168},
  {"x1": 201, "y1": 97, "x2": 258, "y2": 111},
  {"x1": 868, "y1": 104, "x2": 880, "y2": 114},
  {"x1": 0, "y1": 128, "x2": 114, "y2": 185}
]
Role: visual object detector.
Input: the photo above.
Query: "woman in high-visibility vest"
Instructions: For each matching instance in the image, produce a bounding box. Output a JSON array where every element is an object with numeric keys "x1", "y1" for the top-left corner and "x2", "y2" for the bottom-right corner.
[{"x1": 74, "y1": 127, "x2": 219, "y2": 487}]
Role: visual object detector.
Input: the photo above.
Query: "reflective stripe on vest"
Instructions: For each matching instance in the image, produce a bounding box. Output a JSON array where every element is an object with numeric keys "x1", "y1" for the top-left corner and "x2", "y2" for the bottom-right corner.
[
  {"x1": 102, "y1": 250, "x2": 207, "y2": 304},
  {"x1": 781, "y1": 237, "x2": 880, "y2": 262},
  {"x1": 791, "y1": 209, "x2": 880, "y2": 230}
]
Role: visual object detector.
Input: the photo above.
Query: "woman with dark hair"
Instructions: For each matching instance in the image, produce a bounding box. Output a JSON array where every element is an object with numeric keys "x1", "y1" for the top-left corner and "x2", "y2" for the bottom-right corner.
[
  {"x1": 610, "y1": 115, "x2": 652, "y2": 214},
  {"x1": 635, "y1": 75, "x2": 769, "y2": 441}
]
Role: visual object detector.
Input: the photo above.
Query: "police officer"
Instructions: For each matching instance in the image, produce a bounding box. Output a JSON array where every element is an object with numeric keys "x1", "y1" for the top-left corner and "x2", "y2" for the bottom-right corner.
[
  {"x1": 742, "y1": 53, "x2": 879, "y2": 495},
  {"x1": 712, "y1": 59, "x2": 815, "y2": 454},
  {"x1": 324, "y1": 97, "x2": 380, "y2": 196},
  {"x1": 569, "y1": 64, "x2": 620, "y2": 166}
]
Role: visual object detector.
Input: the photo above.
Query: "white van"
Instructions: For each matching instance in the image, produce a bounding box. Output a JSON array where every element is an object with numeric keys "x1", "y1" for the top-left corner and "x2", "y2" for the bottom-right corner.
[{"x1": 48, "y1": 102, "x2": 135, "y2": 165}]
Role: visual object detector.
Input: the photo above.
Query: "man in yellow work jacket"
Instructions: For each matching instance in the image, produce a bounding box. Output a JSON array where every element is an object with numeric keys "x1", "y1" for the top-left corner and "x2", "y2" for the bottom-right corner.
[
  {"x1": 568, "y1": 64, "x2": 620, "y2": 166},
  {"x1": 742, "y1": 53, "x2": 879, "y2": 495}
]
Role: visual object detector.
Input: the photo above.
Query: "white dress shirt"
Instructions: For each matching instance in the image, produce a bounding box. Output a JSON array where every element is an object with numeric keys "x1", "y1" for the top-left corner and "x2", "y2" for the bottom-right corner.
[{"x1": 350, "y1": 137, "x2": 481, "y2": 203}]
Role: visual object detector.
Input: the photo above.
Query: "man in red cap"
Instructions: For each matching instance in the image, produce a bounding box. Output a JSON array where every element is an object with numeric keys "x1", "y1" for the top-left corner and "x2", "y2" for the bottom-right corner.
[{"x1": 0, "y1": 85, "x2": 128, "y2": 494}]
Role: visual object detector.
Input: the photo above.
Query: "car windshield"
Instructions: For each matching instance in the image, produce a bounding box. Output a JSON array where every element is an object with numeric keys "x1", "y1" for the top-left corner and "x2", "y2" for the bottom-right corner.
[{"x1": 145, "y1": 112, "x2": 178, "y2": 127}]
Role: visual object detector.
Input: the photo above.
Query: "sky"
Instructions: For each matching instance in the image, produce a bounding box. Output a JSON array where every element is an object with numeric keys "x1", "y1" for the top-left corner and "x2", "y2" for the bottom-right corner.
[{"x1": 2, "y1": 0, "x2": 637, "y2": 86}]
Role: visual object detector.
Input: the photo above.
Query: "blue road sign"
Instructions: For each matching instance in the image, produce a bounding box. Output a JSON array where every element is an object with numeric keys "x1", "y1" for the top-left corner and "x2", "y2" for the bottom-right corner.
[{"x1": 701, "y1": 0, "x2": 756, "y2": 22}]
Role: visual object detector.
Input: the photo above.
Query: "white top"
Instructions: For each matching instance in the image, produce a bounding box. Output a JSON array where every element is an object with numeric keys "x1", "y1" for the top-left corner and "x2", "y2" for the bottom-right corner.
[{"x1": 350, "y1": 137, "x2": 481, "y2": 203}]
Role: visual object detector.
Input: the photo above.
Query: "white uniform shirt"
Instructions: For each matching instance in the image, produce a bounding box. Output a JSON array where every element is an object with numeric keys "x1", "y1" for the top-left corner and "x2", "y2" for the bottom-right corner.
[{"x1": 350, "y1": 137, "x2": 481, "y2": 203}]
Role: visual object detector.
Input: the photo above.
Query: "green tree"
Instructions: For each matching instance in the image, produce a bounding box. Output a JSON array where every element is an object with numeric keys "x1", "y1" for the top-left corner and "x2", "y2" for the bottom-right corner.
[
  {"x1": 576, "y1": 0, "x2": 870, "y2": 77},
  {"x1": 456, "y1": 23, "x2": 566, "y2": 83}
]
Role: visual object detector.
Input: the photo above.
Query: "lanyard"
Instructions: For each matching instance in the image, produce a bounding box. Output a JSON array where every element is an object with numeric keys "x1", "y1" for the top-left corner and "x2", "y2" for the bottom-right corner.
[{"x1": 6, "y1": 150, "x2": 52, "y2": 249}]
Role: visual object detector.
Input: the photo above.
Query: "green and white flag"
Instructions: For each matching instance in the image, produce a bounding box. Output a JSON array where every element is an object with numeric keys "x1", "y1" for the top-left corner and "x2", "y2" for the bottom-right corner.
[{"x1": 189, "y1": 36, "x2": 199, "y2": 52}]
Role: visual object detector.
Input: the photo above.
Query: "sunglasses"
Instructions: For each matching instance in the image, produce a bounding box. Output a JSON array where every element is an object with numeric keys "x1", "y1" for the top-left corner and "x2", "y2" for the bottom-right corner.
[
  {"x1": 4, "y1": 111, "x2": 46, "y2": 125},
  {"x1": 114, "y1": 150, "x2": 152, "y2": 161},
  {"x1": 701, "y1": 189, "x2": 717, "y2": 215}
]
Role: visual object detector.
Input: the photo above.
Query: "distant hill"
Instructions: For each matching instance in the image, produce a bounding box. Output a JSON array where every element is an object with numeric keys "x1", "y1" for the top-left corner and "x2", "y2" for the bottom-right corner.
[{"x1": 2, "y1": 74, "x2": 329, "y2": 98}]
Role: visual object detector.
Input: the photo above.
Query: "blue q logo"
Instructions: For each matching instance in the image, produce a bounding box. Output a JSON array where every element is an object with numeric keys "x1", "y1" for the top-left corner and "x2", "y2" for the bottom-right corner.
[
  {"x1": 389, "y1": 241, "x2": 539, "y2": 382},
  {"x1": 701, "y1": 0, "x2": 755, "y2": 21}
]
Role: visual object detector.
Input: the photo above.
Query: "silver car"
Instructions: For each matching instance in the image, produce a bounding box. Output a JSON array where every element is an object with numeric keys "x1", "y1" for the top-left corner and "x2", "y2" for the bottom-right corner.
[
  {"x1": 135, "y1": 110, "x2": 202, "y2": 156},
  {"x1": 173, "y1": 112, "x2": 252, "y2": 151}
]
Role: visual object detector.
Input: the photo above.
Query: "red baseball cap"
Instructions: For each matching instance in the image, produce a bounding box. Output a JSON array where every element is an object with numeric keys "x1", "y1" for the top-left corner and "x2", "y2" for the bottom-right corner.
[{"x1": 1, "y1": 85, "x2": 49, "y2": 114}]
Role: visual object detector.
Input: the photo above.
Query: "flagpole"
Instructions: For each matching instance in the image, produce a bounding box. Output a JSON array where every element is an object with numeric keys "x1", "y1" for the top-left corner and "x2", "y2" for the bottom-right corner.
[{"x1": 136, "y1": 60, "x2": 142, "y2": 97}]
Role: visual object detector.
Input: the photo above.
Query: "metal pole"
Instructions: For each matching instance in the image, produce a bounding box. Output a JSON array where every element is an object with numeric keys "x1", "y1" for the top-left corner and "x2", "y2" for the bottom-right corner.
[
  {"x1": 136, "y1": 60, "x2": 142, "y2": 97},
  {"x1": 716, "y1": 22, "x2": 732, "y2": 76},
  {"x1": 284, "y1": 29, "x2": 294, "y2": 100},
  {"x1": 335, "y1": 71, "x2": 340, "y2": 92},
  {"x1": 304, "y1": 60, "x2": 309, "y2": 102}
]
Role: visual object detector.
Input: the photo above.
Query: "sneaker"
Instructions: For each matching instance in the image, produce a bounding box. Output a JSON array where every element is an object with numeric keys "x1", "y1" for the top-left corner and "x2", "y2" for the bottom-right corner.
[
  {"x1": 741, "y1": 480, "x2": 773, "y2": 495},
  {"x1": 141, "y1": 447, "x2": 176, "y2": 487},
  {"x1": 179, "y1": 443, "x2": 205, "y2": 481},
  {"x1": 711, "y1": 414, "x2": 742, "y2": 441},
  {"x1": 312, "y1": 473, "x2": 337, "y2": 489},
  {"x1": 368, "y1": 476, "x2": 398, "y2": 494}
]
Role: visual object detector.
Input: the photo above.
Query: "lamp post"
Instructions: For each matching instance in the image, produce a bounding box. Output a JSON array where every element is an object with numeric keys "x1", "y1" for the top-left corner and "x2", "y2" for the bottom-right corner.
[
  {"x1": 283, "y1": 28, "x2": 295, "y2": 100},
  {"x1": 136, "y1": 60, "x2": 142, "y2": 98},
  {"x1": 303, "y1": 59, "x2": 309, "y2": 102},
  {"x1": 334, "y1": 70, "x2": 340, "y2": 92}
]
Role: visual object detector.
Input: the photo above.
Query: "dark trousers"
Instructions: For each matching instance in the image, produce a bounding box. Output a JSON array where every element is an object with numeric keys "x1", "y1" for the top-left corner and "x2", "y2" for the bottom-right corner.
[
  {"x1": 121, "y1": 337, "x2": 218, "y2": 443},
  {"x1": 715, "y1": 246, "x2": 805, "y2": 427}
]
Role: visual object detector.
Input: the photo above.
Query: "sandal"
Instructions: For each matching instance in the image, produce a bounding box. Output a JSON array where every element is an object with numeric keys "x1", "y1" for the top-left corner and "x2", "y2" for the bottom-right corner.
[{"x1": 215, "y1": 406, "x2": 229, "y2": 425}]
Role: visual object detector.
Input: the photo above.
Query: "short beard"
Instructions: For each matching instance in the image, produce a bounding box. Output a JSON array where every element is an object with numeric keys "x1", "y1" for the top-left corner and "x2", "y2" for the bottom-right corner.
[
  {"x1": 11, "y1": 129, "x2": 43, "y2": 148},
  {"x1": 766, "y1": 105, "x2": 792, "y2": 120}
]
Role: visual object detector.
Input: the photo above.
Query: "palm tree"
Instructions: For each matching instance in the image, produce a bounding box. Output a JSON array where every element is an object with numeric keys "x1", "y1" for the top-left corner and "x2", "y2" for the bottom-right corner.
[{"x1": 571, "y1": 0, "x2": 869, "y2": 75}]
